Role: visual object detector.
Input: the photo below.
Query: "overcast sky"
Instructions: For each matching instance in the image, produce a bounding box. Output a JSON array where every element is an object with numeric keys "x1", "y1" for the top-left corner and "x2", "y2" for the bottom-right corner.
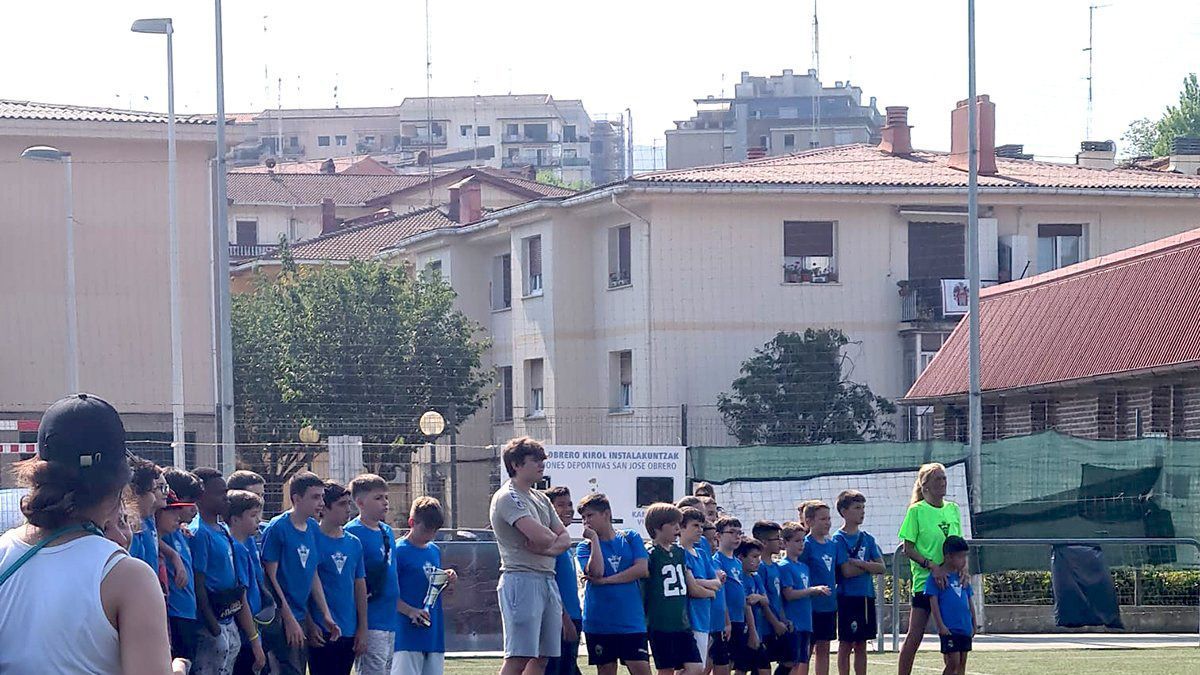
[{"x1": 5, "y1": 1, "x2": 1199, "y2": 161}]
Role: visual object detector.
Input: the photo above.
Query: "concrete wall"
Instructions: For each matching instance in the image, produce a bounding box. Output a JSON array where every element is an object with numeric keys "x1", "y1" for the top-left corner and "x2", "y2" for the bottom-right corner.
[{"x1": 665, "y1": 130, "x2": 736, "y2": 169}]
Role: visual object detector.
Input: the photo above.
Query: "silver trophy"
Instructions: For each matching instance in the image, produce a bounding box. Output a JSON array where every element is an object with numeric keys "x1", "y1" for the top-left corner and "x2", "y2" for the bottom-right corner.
[{"x1": 417, "y1": 568, "x2": 450, "y2": 627}]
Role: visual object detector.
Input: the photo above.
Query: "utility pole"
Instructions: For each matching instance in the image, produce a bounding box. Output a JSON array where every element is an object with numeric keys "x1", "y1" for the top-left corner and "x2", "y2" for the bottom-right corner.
[
  {"x1": 625, "y1": 107, "x2": 634, "y2": 178},
  {"x1": 1084, "y1": 4, "x2": 1110, "y2": 140},
  {"x1": 425, "y1": 0, "x2": 435, "y2": 205},
  {"x1": 966, "y1": 0, "x2": 983, "y2": 514},
  {"x1": 214, "y1": 0, "x2": 236, "y2": 474},
  {"x1": 811, "y1": 0, "x2": 821, "y2": 148}
]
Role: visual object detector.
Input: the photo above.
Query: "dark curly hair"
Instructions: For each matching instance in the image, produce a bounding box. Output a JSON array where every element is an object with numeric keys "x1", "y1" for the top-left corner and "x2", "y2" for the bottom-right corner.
[
  {"x1": 15, "y1": 456, "x2": 132, "y2": 530},
  {"x1": 129, "y1": 455, "x2": 162, "y2": 496}
]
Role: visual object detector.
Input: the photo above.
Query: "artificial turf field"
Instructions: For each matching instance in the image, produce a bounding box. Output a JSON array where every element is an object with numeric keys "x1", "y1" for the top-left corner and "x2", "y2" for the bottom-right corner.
[{"x1": 445, "y1": 648, "x2": 1200, "y2": 674}]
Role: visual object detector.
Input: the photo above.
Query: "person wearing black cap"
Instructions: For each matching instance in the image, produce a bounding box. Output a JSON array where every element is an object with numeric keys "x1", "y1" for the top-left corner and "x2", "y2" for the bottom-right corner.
[{"x1": 0, "y1": 393, "x2": 172, "y2": 674}]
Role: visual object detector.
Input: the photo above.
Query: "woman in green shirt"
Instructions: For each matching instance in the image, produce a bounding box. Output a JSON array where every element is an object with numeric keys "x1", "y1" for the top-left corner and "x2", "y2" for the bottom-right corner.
[{"x1": 896, "y1": 463, "x2": 962, "y2": 675}]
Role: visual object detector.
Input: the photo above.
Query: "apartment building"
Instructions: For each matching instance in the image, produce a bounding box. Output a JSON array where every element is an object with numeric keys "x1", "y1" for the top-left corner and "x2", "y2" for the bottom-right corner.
[
  {"x1": 381, "y1": 96, "x2": 1200, "y2": 451},
  {"x1": 231, "y1": 95, "x2": 626, "y2": 186},
  {"x1": 666, "y1": 69, "x2": 884, "y2": 169},
  {"x1": 0, "y1": 100, "x2": 221, "y2": 476}
]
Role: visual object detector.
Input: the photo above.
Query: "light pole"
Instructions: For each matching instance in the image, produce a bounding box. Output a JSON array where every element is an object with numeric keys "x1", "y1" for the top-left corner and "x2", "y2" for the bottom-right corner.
[
  {"x1": 132, "y1": 17, "x2": 186, "y2": 469},
  {"x1": 21, "y1": 146, "x2": 76, "y2": 394},
  {"x1": 419, "y1": 410, "x2": 447, "y2": 520},
  {"x1": 213, "y1": 0, "x2": 237, "y2": 475}
]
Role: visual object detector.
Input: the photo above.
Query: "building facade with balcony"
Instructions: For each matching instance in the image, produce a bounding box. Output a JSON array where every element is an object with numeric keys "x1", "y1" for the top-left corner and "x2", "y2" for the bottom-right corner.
[
  {"x1": 666, "y1": 69, "x2": 884, "y2": 170},
  {"x1": 380, "y1": 97, "x2": 1200, "y2": 450}
]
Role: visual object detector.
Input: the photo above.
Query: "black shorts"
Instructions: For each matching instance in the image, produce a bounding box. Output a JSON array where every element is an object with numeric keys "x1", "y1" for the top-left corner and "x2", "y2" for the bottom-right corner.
[
  {"x1": 731, "y1": 624, "x2": 768, "y2": 673},
  {"x1": 766, "y1": 631, "x2": 795, "y2": 664},
  {"x1": 585, "y1": 632, "x2": 649, "y2": 666},
  {"x1": 168, "y1": 616, "x2": 201, "y2": 661},
  {"x1": 649, "y1": 630, "x2": 702, "y2": 670},
  {"x1": 792, "y1": 631, "x2": 812, "y2": 664},
  {"x1": 837, "y1": 595, "x2": 877, "y2": 643},
  {"x1": 940, "y1": 633, "x2": 972, "y2": 654},
  {"x1": 911, "y1": 591, "x2": 932, "y2": 612},
  {"x1": 811, "y1": 610, "x2": 837, "y2": 642},
  {"x1": 709, "y1": 629, "x2": 732, "y2": 667}
]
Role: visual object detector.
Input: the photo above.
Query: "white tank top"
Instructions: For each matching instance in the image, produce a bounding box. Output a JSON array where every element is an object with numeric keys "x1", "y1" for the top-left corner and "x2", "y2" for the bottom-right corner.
[{"x1": 0, "y1": 527, "x2": 127, "y2": 674}]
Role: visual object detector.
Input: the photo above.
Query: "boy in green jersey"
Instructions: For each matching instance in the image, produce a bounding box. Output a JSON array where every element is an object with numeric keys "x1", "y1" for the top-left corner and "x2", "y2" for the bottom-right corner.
[{"x1": 644, "y1": 503, "x2": 711, "y2": 675}]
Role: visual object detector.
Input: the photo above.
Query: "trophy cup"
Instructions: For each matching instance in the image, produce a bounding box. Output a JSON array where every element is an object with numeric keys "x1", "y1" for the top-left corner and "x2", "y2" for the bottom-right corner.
[{"x1": 417, "y1": 568, "x2": 450, "y2": 627}]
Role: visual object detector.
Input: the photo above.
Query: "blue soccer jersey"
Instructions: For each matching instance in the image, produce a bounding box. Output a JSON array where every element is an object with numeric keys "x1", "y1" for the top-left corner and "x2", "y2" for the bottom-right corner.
[
  {"x1": 394, "y1": 538, "x2": 446, "y2": 653},
  {"x1": 802, "y1": 535, "x2": 844, "y2": 613},
  {"x1": 832, "y1": 529, "x2": 881, "y2": 597},
  {"x1": 577, "y1": 530, "x2": 649, "y2": 634},
  {"x1": 314, "y1": 530, "x2": 366, "y2": 637},
  {"x1": 260, "y1": 511, "x2": 321, "y2": 622}
]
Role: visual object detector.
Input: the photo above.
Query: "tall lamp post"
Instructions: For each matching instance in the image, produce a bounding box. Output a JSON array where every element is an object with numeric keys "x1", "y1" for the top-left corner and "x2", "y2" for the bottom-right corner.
[
  {"x1": 213, "y1": 0, "x2": 237, "y2": 474},
  {"x1": 132, "y1": 17, "x2": 186, "y2": 469},
  {"x1": 419, "y1": 410, "x2": 447, "y2": 521},
  {"x1": 20, "y1": 146, "x2": 77, "y2": 394}
]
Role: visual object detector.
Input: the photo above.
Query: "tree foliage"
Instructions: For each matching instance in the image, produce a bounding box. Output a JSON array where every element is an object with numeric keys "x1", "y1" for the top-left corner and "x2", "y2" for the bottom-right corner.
[
  {"x1": 232, "y1": 247, "x2": 492, "y2": 510},
  {"x1": 534, "y1": 169, "x2": 592, "y2": 191},
  {"x1": 717, "y1": 329, "x2": 897, "y2": 445},
  {"x1": 1121, "y1": 74, "x2": 1200, "y2": 158}
]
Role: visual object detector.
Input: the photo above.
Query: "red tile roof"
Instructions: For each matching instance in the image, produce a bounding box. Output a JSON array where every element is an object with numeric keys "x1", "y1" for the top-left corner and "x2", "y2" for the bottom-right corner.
[
  {"x1": 231, "y1": 156, "x2": 396, "y2": 176},
  {"x1": 634, "y1": 144, "x2": 1200, "y2": 192},
  {"x1": 1, "y1": 99, "x2": 215, "y2": 125},
  {"x1": 904, "y1": 227, "x2": 1200, "y2": 401},
  {"x1": 258, "y1": 207, "x2": 459, "y2": 262},
  {"x1": 227, "y1": 173, "x2": 431, "y2": 206}
]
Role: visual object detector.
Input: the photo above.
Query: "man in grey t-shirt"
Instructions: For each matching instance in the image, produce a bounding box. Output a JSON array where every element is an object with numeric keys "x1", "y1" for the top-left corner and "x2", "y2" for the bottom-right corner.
[{"x1": 490, "y1": 437, "x2": 572, "y2": 675}]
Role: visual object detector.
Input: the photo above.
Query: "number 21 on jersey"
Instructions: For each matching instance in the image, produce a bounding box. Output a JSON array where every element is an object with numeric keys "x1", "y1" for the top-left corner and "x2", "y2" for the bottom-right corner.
[{"x1": 662, "y1": 563, "x2": 686, "y2": 597}]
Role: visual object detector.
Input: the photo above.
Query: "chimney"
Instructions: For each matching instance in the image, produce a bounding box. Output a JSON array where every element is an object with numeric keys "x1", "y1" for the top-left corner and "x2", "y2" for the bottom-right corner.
[
  {"x1": 949, "y1": 95, "x2": 997, "y2": 175},
  {"x1": 320, "y1": 158, "x2": 337, "y2": 174},
  {"x1": 1076, "y1": 140, "x2": 1116, "y2": 170},
  {"x1": 878, "y1": 106, "x2": 913, "y2": 155},
  {"x1": 995, "y1": 144, "x2": 1032, "y2": 160},
  {"x1": 459, "y1": 179, "x2": 482, "y2": 224},
  {"x1": 746, "y1": 146, "x2": 767, "y2": 160},
  {"x1": 1169, "y1": 136, "x2": 1200, "y2": 175},
  {"x1": 321, "y1": 198, "x2": 338, "y2": 235}
]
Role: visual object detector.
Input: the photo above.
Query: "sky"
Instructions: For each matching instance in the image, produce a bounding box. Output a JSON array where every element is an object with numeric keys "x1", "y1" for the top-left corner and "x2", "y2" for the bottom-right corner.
[{"x1": 4, "y1": 0, "x2": 1200, "y2": 162}]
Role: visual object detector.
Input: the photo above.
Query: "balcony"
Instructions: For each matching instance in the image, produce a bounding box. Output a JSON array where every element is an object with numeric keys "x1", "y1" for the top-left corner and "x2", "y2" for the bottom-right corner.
[
  {"x1": 502, "y1": 133, "x2": 561, "y2": 144},
  {"x1": 399, "y1": 135, "x2": 447, "y2": 148},
  {"x1": 502, "y1": 157, "x2": 561, "y2": 169},
  {"x1": 229, "y1": 243, "x2": 277, "y2": 260},
  {"x1": 562, "y1": 157, "x2": 591, "y2": 167}
]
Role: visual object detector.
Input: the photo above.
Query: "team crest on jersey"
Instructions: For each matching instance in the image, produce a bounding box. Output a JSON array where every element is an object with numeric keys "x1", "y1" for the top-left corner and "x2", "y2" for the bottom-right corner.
[
  {"x1": 423, "y1": 561, "x2": 437, "y2": 581},
  {"x1": 952, "y1": 579, "x2": 964, "y2": 597},
  {"x1": 822, "y1": 554, "x2": 834, "y2": 571},
  {"x1": 509, "y1": 491, "x2": 525, "y2": 510},
  {"x1": 297, "y1": 544, "x2": 311, "y2": 568},
  {"x1": 607, "y1": 554, "x2": 623, "y2": 570},
  {"x1": 332, "y1": 551, "x2": 347, "y2": 574},
  {"x1": 851, "y1": 620, "x2": 859, "y2": 632},
  {"x1": 800, "y1": 572, "x2": 809, "y2": 585},
  {"x1": 938, "y1": 522, "x2": 952, "y2": 536}
]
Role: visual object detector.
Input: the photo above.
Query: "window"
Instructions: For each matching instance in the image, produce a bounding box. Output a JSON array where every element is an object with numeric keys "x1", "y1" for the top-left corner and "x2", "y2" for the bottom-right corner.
[
  {"x1": 363, "y1": 135, "x2": 375, "y2": 145},
  {"x1": 526, "y1": 359, "x2": 545, "y2": 417},
  {"x1": 563, "y1": 125, "x2": 577, "y2": 142},
  {"x1": 636, "y1": 477, "x2": 673, "y2": 508},
  {"x1": 1097, "y1": 392, "x2": 1117, "y2": 439},
  {"x1": 392, "y1": 134, "x2": 403, "y2": 148},
  {"x1": 506, "y1": 123, "x2": 519, "y2": 137},
  {"x1": 784, "y1": 133, "x2": 796, "y2": 149},
  {"x1": 1031, "y1": 399, "x2": 1056, "y2": 432},
  {"x1": 491, "y1": 253, "x2": 512, "y2": 310},
  {"x1": 235, "y1": 220, "x2": 258, "y2": 247},
  {"x1": 982, "y1": 404, "x2": 1004, "y2": 441},
  {"x1": 335, "y1": 135, "x2": 348, "y2": 146},
  {"x1": 317, "y1": 135, "x2": 331, "y2": 147},
  {"x1": 610, "y1": 350, "x2": 633, "y2": 411},
  {"x1": 523, "y1": 236, "x2": 543, "y2": 296},
  {"x1": 943, "y1": 405, "x2": 967, "y2": 443},
  {"x1": 460, "y1": 125, "x2": 472, "y2": 137},
  {"x1": 288, "y1": 136, "x2": 300, "y2": 149},
  {"x1": 425, "y1": 259, "x2": 442, "y2": 278},
  {"x1": 495, "y1": 366, "x2": 514, "y2": 422},
  {"x1": 782, "y1": 221, "x2": 836, "y2": 283},
  {"x1": 478, "y1": 125, "x2": 491, "y2": 137},
  {"x1": 758, "y1": 135, "x2": 768, "y2": 149},
  {"x1": 525, "y1": 123, "x2": 548, "y2": 141},
  {"x1": 431, "y1": 122, "x2": 444, "y2": 136},
  {"x1": 1038, "y1": 224, "x2": 1084, "y2": 272},
  {"x1": 779, "y1": 107, "x2": 799, "y2": 119},
  {"x1": 608, "y1": 226, "x2": 632, "y2": 288},
  {"x1": 834, "y1": 130, "x2": 854, "y2": 145}
]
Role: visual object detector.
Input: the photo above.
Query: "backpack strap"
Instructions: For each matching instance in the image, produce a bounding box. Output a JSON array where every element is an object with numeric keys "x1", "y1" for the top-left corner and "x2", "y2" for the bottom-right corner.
[{"x1": 0, "y1": 524, "x2": 98, "y2": 587}]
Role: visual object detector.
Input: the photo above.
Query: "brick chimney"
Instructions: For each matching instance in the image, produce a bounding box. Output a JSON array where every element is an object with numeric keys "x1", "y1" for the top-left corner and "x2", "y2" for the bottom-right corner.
[
  {"x1": 320, "y1": 158, "x2": 337, "y2": 174},
  {"x1": 746, "y1": 146, "x2": 767, "y2": 160},
  {"x1": 1076, "y1": 140, "x2": 1116, "y2": 170},
  {"x1": 949, "y1": 95, "x2": 997, "y2": 175},
  {"x1": 878, "y1": 106, "x2": 913, "y2": 155},
  {"x1": 321, "y1": 198, "x2": 338, "y2": 234},
  {"x1": 447, "y1": 177, "x2": 483, "y2": 224},
  {"x1": 1168, "y1": 136, "x2": 1200, "y2": 175}
]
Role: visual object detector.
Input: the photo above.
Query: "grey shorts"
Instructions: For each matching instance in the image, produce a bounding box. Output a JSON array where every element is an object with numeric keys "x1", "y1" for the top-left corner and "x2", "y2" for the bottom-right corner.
[
  {"x1": 355, "y1": 629, "x2": 396, "y2": 675},
  {"x1": 498, "y1": 572, "x2": 563, "y2": 659}
]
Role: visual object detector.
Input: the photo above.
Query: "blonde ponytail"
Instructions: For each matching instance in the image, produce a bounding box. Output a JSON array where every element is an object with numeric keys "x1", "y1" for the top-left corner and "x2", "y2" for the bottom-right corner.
[{"x1": 910, "y1": 462, "x2": 946, "y2": 505}]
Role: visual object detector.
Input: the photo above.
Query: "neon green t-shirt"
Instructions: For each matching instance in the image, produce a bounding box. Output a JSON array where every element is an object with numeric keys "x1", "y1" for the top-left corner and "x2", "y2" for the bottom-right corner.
[{"x1": 897, "y1": 500, "x2": 962, "y2": 593}]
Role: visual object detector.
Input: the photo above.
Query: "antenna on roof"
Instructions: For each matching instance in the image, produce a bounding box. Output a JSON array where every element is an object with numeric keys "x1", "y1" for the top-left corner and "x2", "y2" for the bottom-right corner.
[
  {"x1": 1084, "y1": 3, "x2": 1110, "y2": 140},
  {"x1": 425, "y1": 0, "x2": 435, "y2": 206},
  {"x1": 811, "y1": 0, "x2": 821, "y2": 149},
  {"x1": 277, "y1": 76, "x2": 284, "y2": 158},
  {"x1": 263, "y1": 15, "x2": 270, "y2": 114},
  {"x1": 333, "y1": 73, "x2": 340, "y2": 109}
]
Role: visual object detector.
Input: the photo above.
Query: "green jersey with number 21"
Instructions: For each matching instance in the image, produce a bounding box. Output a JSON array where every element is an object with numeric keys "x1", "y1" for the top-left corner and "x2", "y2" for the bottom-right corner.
[{"x1": 645, "y1": 543, "x2": 690, "y2": 632}]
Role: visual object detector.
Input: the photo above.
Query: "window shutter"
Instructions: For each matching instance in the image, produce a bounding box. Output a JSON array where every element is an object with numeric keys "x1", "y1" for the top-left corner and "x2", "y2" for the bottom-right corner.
[
  {"x1": 784, "y1": 221, "x2": 834, "y2": 257},
  {"x1": 528, "y1": 237, "x2": 542, "y2": 276},
  {"x1": 1038, "y1": 224, "x2": 1083, "y2": 238}
]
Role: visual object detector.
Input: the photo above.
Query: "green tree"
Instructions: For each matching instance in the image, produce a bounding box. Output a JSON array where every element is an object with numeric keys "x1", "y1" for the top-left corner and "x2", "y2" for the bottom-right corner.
[
  {"x1": 717, "y1": 329, "x2": 897, "y2": 445},
  {"x1": 232, "y1": 247, "x2": 492, "y2": 511},
  {"x1": 534, "y1": 169, "x2": 592, "y2": 191},
  {"x1": 1120, "y1": 74, "x2": 1200, "y2": 158}
]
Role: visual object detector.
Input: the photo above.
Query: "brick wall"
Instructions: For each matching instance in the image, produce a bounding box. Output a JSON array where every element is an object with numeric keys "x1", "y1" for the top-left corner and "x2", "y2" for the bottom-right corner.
[{"x1": 927, "y1": 369, "x2": 1200, "y2": 440}]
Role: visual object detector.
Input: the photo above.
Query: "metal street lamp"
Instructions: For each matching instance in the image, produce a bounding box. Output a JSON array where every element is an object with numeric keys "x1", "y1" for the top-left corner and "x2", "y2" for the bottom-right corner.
[
  {"x1": 132, "y1": 17, "x2": 187, "y2": 469},
  {"x1": 213, "y1": 0, "x2": 237, "y2": 475},
  {"x1": 20, "y1": 146, "x2": 77, "y2": 394}
]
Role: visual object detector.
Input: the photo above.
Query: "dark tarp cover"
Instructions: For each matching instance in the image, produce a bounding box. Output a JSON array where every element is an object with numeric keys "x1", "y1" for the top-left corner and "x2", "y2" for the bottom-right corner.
[{"x1": 1051, "y1": 544, "x2": 1123, "y2": 629}]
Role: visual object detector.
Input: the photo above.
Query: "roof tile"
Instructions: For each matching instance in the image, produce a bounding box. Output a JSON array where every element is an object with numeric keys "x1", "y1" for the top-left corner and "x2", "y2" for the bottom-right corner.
[
  {"x1": 263, "y1": 207, "x2": 459, "y2": 262},
  {"x1": 1, "y1": 99, "x2": 215, "y2": 125}
]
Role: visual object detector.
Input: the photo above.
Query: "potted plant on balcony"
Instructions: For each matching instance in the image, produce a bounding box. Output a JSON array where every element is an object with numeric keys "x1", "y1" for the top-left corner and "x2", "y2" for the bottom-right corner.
[{"x1": 783, "y1": 261, "x2": 805, "y2": 284}]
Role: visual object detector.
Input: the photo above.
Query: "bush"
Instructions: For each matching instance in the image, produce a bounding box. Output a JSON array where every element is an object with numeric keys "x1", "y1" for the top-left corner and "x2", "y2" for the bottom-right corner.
[{"x1": 887, "y1": 567, "x2": 1199, "y2": 606}]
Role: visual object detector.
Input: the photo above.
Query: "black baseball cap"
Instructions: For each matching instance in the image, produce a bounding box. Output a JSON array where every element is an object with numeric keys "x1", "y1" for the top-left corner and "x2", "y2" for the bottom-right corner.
[{"x1": 37, "y1": 393, "x2": 129, "y2": 468}]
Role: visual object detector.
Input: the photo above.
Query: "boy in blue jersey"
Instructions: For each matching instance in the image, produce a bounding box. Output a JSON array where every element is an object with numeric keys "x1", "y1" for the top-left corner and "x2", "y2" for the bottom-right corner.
[
  {"x1": 681, "y1": 508, "x2": 725, "y2": 670},
  {"x1": 545, "y1": 486, "x2": 582, "y2": 675},
  {"x1": 751, "y1": 521, "x2": 791, "y2": 675},
  {"x1": 394, "y1": 496, "x2": 458, "y2": 675},
  {"x1": 713, "y1": 517, "x2": 746, "y2": 675},
  {"x1": 128, "y1": 457, "x2": 165, "y2": 576},
  {"x1": 345, "y1": 474, "x2": 400, "y2": 675},
  {"x1": 262, "y1": 471, "x2": 340, "y2": 675},
  {"x1": 228, "y1": 489, "x2": 269, "y2": 675},
  {"x1": 799, "y1": 503, "x2": 843, "y2": 675},
  {"x1": 927, "y1": 537, "x2": 975, "y2": 675},
  {"x1": 227, "y1": 470, "x2": 268, "y2": 539},
  {"x1": 779, "y1": 522, "x2": 831, "y2": 675},
  {"x1": 310, "y1": 481, "x2": 368, "y2": 675},
  {"x1": 576, "y1": 492, "x2": 651, "y2": 675},
  {"x1": 735, "y1": 539, "x2": 771, "y2": 675},
  {"x1": 832, "y1": 491, "x2": 884, "y2": 675},
  {"x1": 190, "y1": 468, "x2": 263, "y2": 675},
  {"x1": 162, "y1": 468, "x2": 202, "y2": 674}
]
